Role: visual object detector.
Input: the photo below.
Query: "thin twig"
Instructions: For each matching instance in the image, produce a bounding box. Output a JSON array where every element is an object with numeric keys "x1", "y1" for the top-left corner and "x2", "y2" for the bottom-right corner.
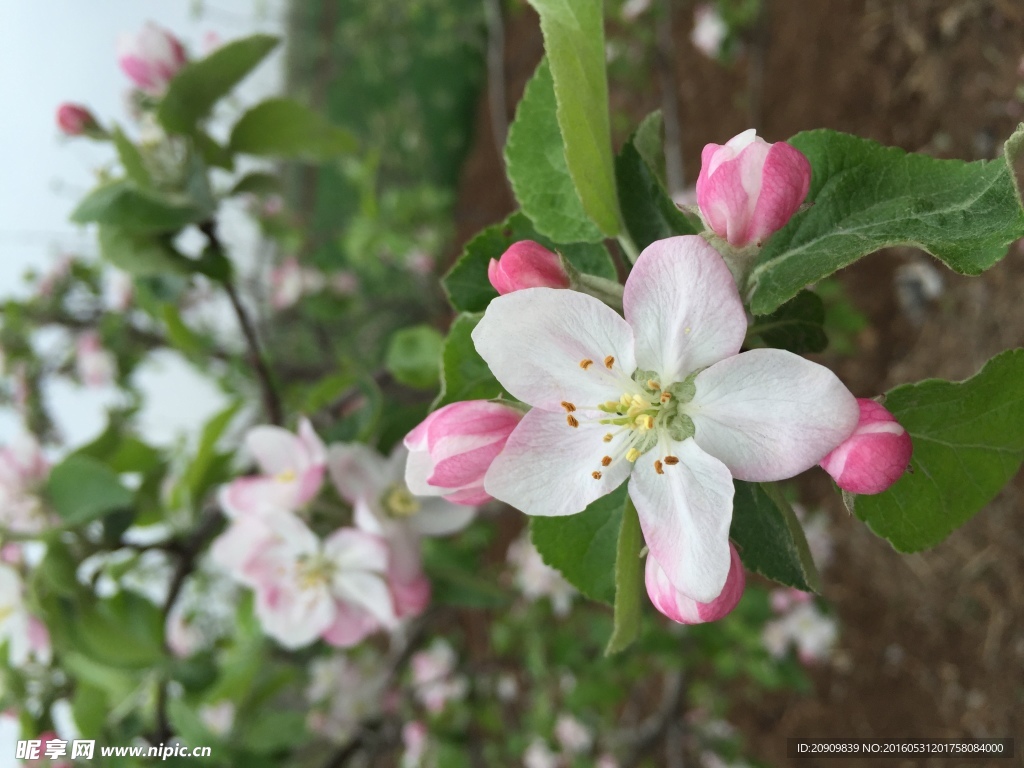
[
  {"x1": 200, "y1": 221, "x2": 284, "y2": 426},
  {"x1": 621, "y1": 669, "x2": 688, "y2": 768},
  {"x1": 484, "y1": 0, "x2": 509, "y2": 163}
]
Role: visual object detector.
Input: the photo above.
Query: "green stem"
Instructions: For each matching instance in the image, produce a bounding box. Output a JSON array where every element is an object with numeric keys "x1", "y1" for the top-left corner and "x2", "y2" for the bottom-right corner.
[
  {"x1": 617, "y1": 233, "x2": 640, "y2": 264},
  {"x1": 605, "y1": 497, "x2": 644, "y2": 655}
]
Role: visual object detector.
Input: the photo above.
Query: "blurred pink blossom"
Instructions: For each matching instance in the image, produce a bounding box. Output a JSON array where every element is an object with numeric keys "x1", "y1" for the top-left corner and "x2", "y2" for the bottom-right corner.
[
  {"x1": 75, "y1": 331, "x2": 117, "y2": 388},
  {"x1": 117, "y1": 22, "x2": 188, "y2": 95},
  {"x1": 410, "y1": 639, "x2": 467, "y2": 714}
]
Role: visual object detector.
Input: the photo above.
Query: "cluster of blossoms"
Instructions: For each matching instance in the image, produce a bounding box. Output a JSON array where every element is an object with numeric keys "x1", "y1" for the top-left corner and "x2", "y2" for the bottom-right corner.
[
  {"x1": 506, "y1": 531, "x2": 576, "y2": 616},
  {"x1": 437, "y1": 129, "x2": 913, "y2": 626},
  {"x1": 522, "y1": 714, "x2": 617, "y2": 768},
  {"x1": 209, "y1": 415, "x2": 493, "y2": 649}
]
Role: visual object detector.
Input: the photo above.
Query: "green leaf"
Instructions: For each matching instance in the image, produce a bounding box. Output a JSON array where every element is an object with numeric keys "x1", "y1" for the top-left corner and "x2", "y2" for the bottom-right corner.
[
  {"x1": 505, "y1": 58, "x2": 603, "y2": 243},
  {"x1": 432, "y1": 313, "x2": 506, "y2": 408},
  {"x1": 235, "y1": 711, "x2": 308, "y2": 754},
  {"x1": 615, "y1": 112, "x2": 697, "y2": 251},
  {"x1": 170, "y1": 401, "x2": 241, "y2": 511},
  {"x1": 97, "y1": 226, "x2": 192, "y2": 278},
  {"x1": 1003, "y1": 121, "x2": 1024, "y2": 207},
  {"x1": 111, "y1": 127, "x2": 151, "y2": 187},
  {"x1": 194, "y1": 131, "x2": 235, "y2": 171},
  {"x1": 229, "y1": 97, "x2": 358, "y2": 160},
  {"x1": 730, "y1": 481, "x2": 822, "y2": 593},
  {"x1": 158, "y1": 34, "x2": 279, "y2": 134},
  {"x1": 749, "y1": 129, "x2": 1024, "y2": 314},
  {"x1": 46, "y1": 454, "x2": 134, "y2": 525},
  {"x1": 229, "y1": 172, "x2": 282, "y2": 197},
  {"x1": 530, "y1": 484, "x2": 627, "y2": 605},
  {"x1": 605, "y1": 496, "x2": 644, "y2": 655},
  {"x1": 746, "y1": 290, "x2": 828, "y2": 354},
  {"x1": 526, "y1": 0, "x2": 622, "y2": 236},
  {"x1": 72, "y1": 180, "x2": 205, "y2": 233},
  {"x1": 853, "y1": 349, "x2": 1024, "y2": 552},
  {"x1": 386, "y1": 324, "x2": 444, "y2": 390},
  {"x1": 161, "y1": 304, "x2": 205, "y2": 356},
  {"x1": 75, "y1": 592, "x2": 165, "y2": 670},
  {"x1": 443, "y1": 211, "x2": 616, "y2": 314}
]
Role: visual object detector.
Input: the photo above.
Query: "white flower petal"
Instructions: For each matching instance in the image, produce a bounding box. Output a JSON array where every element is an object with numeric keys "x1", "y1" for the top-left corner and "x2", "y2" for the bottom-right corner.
[
  {"x1": 332, "y1": 571, "x2": 398, "y2": 628},
  {"x1": 323, "y1": 528, "x2": 389, "y2": 573},
  {"x1": 483, "y1": 409, "x2": 632, "y2": 517},
  {"x1": 411, "y1": 498, "x2": 476, "y2": 536},
  {"x1": 246, "y1": 426, "x2": 303, "y2": 475},
  {"x1": 405, "y1": 446, "x2": 440, "y2": 497},
  {"x1": 689, "y1": 349, "x2": 859, "y2": 481},
  {"x1": 472, "y1": 288, "x2": 636, "y2": 411},
  {"x1": 623, "y1": 236, "x2": 747, "y2": 383},
  {"x1": 326, "y1": 443, "x2": 394, "y2": 505},
  {"x1": 628, "y1": 439, "x2": 734, "y2": 603}
]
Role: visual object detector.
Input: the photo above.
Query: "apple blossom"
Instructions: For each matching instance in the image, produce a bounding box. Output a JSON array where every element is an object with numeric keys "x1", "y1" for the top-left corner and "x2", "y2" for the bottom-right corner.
[
  {"x1": 401, "y1": 721, "x2": 429, "y2": 768},
  {"x1": 691, "y1": 4, "x2": 728, "y2": 59},
  {"x1": 55, "y1": 103, "x2": 98, "y2": 137},
  {"x1": 696, "y1": 129, "x2": 811, "y2": 249},
  {"x1": 117, "y1": 22, "x2": 187, "y2": 95},
  {"x1": 554, "y1": 713, "x2": 593, "y2": 755},
  {"x1": 819, "y1": 398, "x2": 913, "y2": 494},
  {"x1": 75, "y1": 331, "x2": 117, "y2": 388},
  {"x1": 762, "y1": 601, "x2": 838, "y2": 665},
  {"x1": 306, "y1": 653, "x2": 389, "y2": 743},
  {"x1": 212, "y1": 513, "x2": 396, "y2": 649},
  {"x1": 329, "y1": 442, "x2": 476, "y2": 617},
  {"x1": 410, "y1": 638, "x2": 467, "y2": 714},
  {"x1": 523, "y1": 738, "x2": 559, "y2": 768},
  {"x1": 645, "y1": 543, "x2": 744, "y2": 624},
  {"x1": 0, "y1": 433, "x2": 51, "y2": 534},
  {"x1": 769, "y1": 587, "x2": 813, "y2": 615},
  {"x1": 473, "y1": 235, "x2": 858, "y2": 602},
  {"x1": 487, "y1": 241, "x2": 570, "y2": 295},
  {"x1": 0, "y1": 564, "x2": 51, "y2": 667},
  {"x1": 506, "y1": 532, "x2": 575, "y2": 616},
  {"x1": 198, "y1": 701, "x2": 235, "y2": 737},
  {"x1": 219, "y1": 418, "x2": 326, "y2": 515},
  {"x1": 404, "y1": 400, "x2": 523, "y2": 506}
]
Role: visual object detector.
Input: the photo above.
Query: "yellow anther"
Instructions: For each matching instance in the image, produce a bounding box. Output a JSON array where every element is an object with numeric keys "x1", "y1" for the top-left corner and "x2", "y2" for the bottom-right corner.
[
  {"x1": 647, "y1": 379, "x2": 661, "y2": 391},
  {"x1": 663, "y1": 455, "x2": 679, "y2": 465},
  {"x1": 660, "y1": 391, "x2": 672, "y2": 403},
  {"x1": 631, "y1": 394, "x2": 647, "y2": 408},
  {"x1": 635, "y1": 414, "x2": 654, "y2": 431},
  {"x1": 561, "y1": 401, "x2": 576, "y2": 412},
  {"x1": 276, "y1": 469, "x2": 297, "y2": 483},
  {"x1": 604, "y1": 355, "x2": 615, "y2": 369},
  {"x1": 592, "y1": 470, "x2": 603, "y2": 480},
  {"x1": 601, "y1": 455, "x2": 612, "y2": 466},
  {"x1": 626, "y1": 448, "x2": 641, "y2": 463},
  {"x1": 654, "y1": 460, "x2": 664, "y2": 475},
  {"x1": 602, "y1": 433, "x2": 613, "y2": 443},
  {"x1": 684, "y1": 326, "x2": 692, "y2": 334},
  {"x1": 619, "y1": 393, "x2": 632, "y2": 408},
  {"x1": 566, "y1": 415, "x2": 579, "y2": 428},
  {"x1": 603, "y1": 400, "x2": 621, "y2": 411},
  {"x1": 384, "y1": 486, "x2": 421, "y2": 518},
  {"x1": 580, "y1": 358, "x2": 594, "y2": 369}
]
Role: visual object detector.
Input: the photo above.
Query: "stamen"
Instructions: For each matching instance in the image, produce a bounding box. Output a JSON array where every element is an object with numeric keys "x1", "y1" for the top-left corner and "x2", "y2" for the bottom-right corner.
[
  {"x1": 580, "y1": 358, "x2": 594, "y2": 369},
  {"x1": 560, "y1": 401, "x2": 576, "y2": 412},
  {"x1": 592, "y1": 471, "x2": 602, "y2": 480},
  {"x1": 663, "y1": 455, "x2": 679, "y2": 465},
  {"x1": 654, "y1": 460, "x2": 664, "y2": 475},
  {"x1": 566, "y1": 415, "x2": 579, "y2": 428},
  {"x1": 635, "y1": 414, "x2": 654, "y2": 431},
  {"x1": 684, "y1": 326, "x2": 691, "y2": 334},
  {"x1": 604, "y1": 355, "x2": 615, "y2": 369},
  {"x1": 601, "y1": 456, "x2": 612, "y2": 466},
  {"x1": 626, "y1": 448, "x2": 641, "y2": 462},
  {"x1": 602, "y1": 433, "x2": 613, "y2": 442},
  {"x1": 660, "y1": 391, "x2": 672, "y2": 403},
  {"x1": 647, "y1": 379, "x2": 660, "y2": 390}
]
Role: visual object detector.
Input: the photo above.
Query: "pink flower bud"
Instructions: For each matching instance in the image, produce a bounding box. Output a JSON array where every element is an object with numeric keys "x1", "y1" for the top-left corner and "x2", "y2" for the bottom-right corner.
[
  {"x1": 117, "y1": 22, "x2": 188, "y2": 95},
  {"x1": 696, "y1": 129, "x2": 811, "y2": 247},
  {"x1": 487, "y1": 241, "x2": 570, "y2": 295},
  {"x1": 404, "y1": 401, "x2": 523, "y2": 506},
  {"x1": 819, "y1": 398, "x2": 912, "y2": 494},
  {"x1": 645, "y1": 543, "x2": 745, "y2": 624},
  {"x1": 55, "y1": 103, "x2": 98, "y2": 136}
]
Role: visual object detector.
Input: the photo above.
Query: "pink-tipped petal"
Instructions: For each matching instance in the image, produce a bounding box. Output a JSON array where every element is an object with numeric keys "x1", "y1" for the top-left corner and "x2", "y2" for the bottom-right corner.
[
  {"x1": 624, "y1": 236, "x2": 748, "y2": 384},
  {"x1": 646, "y1": 542, "x2": 744, "y2": 624},
  {"x1": 690, "y1": 348, "x2": 859, "y2": 482},
  {"x1": 484, "y1": 409, "x2": 632, "y2": 517},
  {"x1": 747, "y1": 142, "x2": 812, "y2": 245},
  {"x1": 472, "y1": 287, "x2": 636, "y2": 412},
  {"x1": 628, "y1": 439, "x2": 734, "y2": 603}
]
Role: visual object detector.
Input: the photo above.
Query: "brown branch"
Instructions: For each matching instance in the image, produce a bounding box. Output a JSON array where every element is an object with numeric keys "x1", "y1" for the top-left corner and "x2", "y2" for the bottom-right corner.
[
  {"x1": 621, "y1": 670, "x2": 688, "y2": 768},
  {"x1": 199, "y1": 221, "x2": 284, "y2": 426}
]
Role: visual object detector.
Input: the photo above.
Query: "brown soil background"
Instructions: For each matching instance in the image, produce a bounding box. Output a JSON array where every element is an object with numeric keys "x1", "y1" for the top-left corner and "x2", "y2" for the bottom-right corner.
[{"x1": 452, "y1": 1, "x2": 1024, "y2": 764}]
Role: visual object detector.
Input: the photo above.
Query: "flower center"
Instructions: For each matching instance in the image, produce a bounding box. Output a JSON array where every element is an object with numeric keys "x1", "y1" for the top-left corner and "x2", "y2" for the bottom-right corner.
[
  {"x1": 296, "y1": 553, "x2": 335, "y2": 590},
  {"x1": 565, "y1": 360, "x2": 699, "y2": 479},
  {"x1": 382, "y1": 484, "x2": 421, "y2": 518},
  {"x1": 275, "y1": 468, "x2": 297, "y2": 483}
]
